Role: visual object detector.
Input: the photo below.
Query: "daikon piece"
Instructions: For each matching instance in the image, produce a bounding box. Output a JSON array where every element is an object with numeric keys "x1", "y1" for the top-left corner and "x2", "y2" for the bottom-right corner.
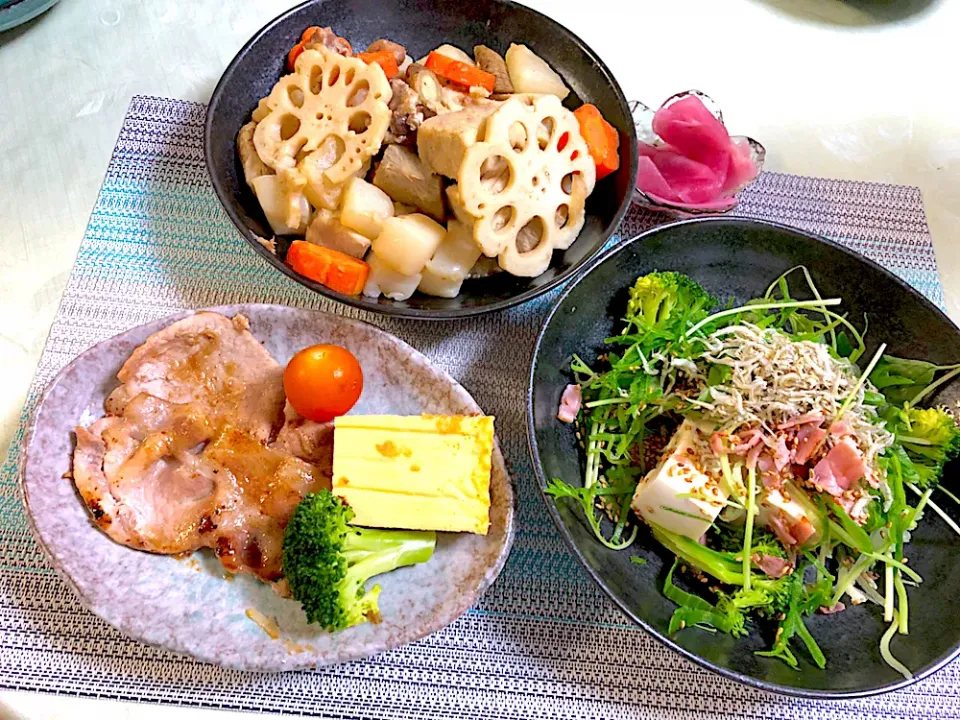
[
  {"x1": 418, "y1": 220, "x2": 482, "y2": 298},
  {"x1": 504, "y1": 44, "x2": 569, "y2": 100},
  {"x1": 341, "y1": 177, "x2": 395, "y2": 239},
  {"x1": 362, "y1": 252, "x2": 422, "y2": 301},
  {"x1": 371, "y1": 214, "x2": 446, "y2": 276},
  {"x1": 251, "y1": 175, "x2": 309, "y2": 235},
  {"x1": 419, "y1": 44, "x2": 475, "y2": 66},
  {"x1": 417, "y1": 270, "x2": 463, "y2": 299},
  {"x1": 305, "y1": 209, "x2": 372, "y2": 258}
]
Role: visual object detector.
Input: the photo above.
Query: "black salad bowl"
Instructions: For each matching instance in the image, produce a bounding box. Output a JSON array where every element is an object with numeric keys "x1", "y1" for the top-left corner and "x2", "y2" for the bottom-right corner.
[
  {"x1": 205, "y1": 0, "x2": 638, "y2": 318},
  {"x1": 527, "y1": 217, "x2": 960, "y2": 697}
]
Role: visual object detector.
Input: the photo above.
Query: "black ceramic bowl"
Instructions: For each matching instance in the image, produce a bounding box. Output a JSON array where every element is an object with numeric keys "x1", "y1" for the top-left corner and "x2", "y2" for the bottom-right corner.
[
  {"x1": 527, "y1": 217, "x2": 960, "y2": 697},
  {"x1": 205, "y1": 0, "x2": 638, "y2": 319}
]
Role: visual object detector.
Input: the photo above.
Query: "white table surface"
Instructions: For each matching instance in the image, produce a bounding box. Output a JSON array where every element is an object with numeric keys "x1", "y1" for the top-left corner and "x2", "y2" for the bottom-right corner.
[{"x1": 1, "y1": 0, "x2": 958, "y2": 716}]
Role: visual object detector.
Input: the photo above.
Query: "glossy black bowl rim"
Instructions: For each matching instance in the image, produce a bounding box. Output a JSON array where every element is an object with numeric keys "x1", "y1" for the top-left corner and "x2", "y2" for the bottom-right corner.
[
  {"x1": 525, "y1": 216, "x2": 960, "y2": 699},
  {"x1": 203, "y1": 0, "x2": 640, "y2": 320}
]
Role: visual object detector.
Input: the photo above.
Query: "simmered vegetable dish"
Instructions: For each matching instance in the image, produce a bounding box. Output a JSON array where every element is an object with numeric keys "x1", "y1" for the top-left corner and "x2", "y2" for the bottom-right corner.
[{"x1": 238, "y1": 27, "x2": 620, "y2": 300}]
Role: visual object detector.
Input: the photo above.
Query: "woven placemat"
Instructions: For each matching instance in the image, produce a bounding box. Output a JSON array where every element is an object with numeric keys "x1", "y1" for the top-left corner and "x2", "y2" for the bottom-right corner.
[{"x1": 0, "y1": 95, "x2": 954, "y2": 719}]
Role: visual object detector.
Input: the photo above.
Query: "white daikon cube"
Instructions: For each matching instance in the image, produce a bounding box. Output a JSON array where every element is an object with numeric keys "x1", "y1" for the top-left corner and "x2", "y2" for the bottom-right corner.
[
  {"x1": 418, "y1": 220, "x2": 482, "y2": 298},
  {"x1": 251, "y1": 175, "x2": 309, "y2": 235},
  {"x1": 362, "y1": 252, "x2": 422, "y2": 301},
  {"x1": 341, "y1": 177, "x2": 395, "y2": 240},
  {"x1": 372, "y1": 214, "x2": 446, "y2": 276}
]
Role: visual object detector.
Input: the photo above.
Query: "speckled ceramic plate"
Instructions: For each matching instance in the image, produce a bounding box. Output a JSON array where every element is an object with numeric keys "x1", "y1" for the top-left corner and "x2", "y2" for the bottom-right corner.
[{"x1": 19, "y1": 304, "x2": 514, "y2": 671}]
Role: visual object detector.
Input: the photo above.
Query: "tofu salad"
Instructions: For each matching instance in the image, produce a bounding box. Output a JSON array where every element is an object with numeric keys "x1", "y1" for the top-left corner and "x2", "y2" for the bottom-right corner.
[{"x1": 549, "y1": 268, "x2": 960, "y2": 675}]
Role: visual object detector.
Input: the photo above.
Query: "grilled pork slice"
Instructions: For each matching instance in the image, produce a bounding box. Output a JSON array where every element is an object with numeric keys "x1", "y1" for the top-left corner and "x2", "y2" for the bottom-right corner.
[
  {"x1": 271, "y1": 401, "x2": 335, "y2": 473},
  {"x1": 73, "y1": 396, "x2": 331, "y2": 580},
  {"x1": 72, "y1": 313, "x2": 332, "y2": 583},
  {"x1": 104, "y1": 312, "x2": 285, "y2": 442}
]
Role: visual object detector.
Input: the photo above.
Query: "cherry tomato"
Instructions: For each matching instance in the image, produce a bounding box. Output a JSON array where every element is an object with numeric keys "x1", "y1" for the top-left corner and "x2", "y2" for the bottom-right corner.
[{"x1": 283, "y1": 345, "x2": 363, "y2": 422}]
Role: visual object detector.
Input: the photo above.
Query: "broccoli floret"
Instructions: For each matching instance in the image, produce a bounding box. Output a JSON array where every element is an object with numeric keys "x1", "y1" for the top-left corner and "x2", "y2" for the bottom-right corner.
[
  {"x1": 626, "y1": 271, "x2": 716, "y2": 333},
  {"x1": 894, "y1": 406, "x2": 960, "y2": 487},
  {"x1": 282, "y1": 491, "x2": 436, "y2": 631}
]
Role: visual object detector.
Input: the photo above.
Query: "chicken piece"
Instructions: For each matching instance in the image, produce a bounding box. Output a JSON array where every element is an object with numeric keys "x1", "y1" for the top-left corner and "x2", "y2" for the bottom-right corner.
[
  {"x1": 237, "y1": 121, "x2": 274, "y2": 189},
  {"x1": 104, "y1": 313, "x2": 285, "y2": 443},
  {"x1": 474, "y1": 45, "x2": 513, "y2": 94},
  {"x1": 373, "y1": 145, "x2": 446, "y2": 221},
  {"x1": 305, "y1": 208, "x2": 372, "y2": 258},
  {"x1": 367, "y1": 39, "x2": 406, "y2": 65},
  {"x1": 385, "y1": 77, "x2": 435, "y2": 146},
  {"x1": 302, "y1": 26, "x2": 353, "y2": 56}
]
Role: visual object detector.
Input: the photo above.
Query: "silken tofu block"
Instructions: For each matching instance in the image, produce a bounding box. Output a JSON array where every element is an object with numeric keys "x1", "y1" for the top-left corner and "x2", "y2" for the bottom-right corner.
[
  {"x1": 417, "y1": 104, "x2": 501, "y2": 178},
  {"x1": 631, "y1": 419, "x2": 727, "y2": 539},
  {"x1": 332, "y1": 415, "x2": 494, "y2": 534}
]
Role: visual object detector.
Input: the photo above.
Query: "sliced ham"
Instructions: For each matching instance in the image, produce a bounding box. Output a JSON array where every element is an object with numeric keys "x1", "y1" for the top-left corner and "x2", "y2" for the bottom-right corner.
[
  {"x1": 793, "y1": 426, "x2": 826, "y2": 464},
  {"x1": 758, "y1": 455, "x2": 781, "y2": 489},
  {"x1": 753, "y1": 553, "x2": 792, "y2": 578},
  {"x1": 731, "y1": 428, "x2": 763, "y2": 454},
  {"x1": 812, "y1": 439, "x2": 868, "y2": 497},
  {"x1": 829, "y1": 420, "x2": 853, "y2": 437},
  {"x1": 790, "y1": 516, "x2": 817, "y2": 546},
  {"x1": 777, "y1": 412, "x2": 824, "y2": 430},
  {"x1": 766, "y1": 512, "x2": 815, "y2": 548},
  {"x1": 768, "y1": 513, "x2": 797, "y2": 547},
  {"x1": 773, "y1": 437, "x2": 791, "y2": 472},
  {"x1": 557, "y1": 384, "x2": 582, "y2": 423},
  {"x1": 818, "y1": 602, "x2": 846, "y2": 615},
  {"x1": 710, "y1": 431, "x2": 727, "y2": 456}
]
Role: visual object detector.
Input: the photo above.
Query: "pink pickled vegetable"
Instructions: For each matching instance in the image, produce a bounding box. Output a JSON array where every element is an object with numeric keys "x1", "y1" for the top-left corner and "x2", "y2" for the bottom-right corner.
[
  {"x1": 634, "y1": 93, "x2": 761, "y2": 211},
  {"x1": 652, "y1": 95, "x2": 732, "y2": 181},
  {"x1": 639, "y1": 143, "x2": 723, "y2": 205},
  {"x1": 723, "y1": 136, "x2": 760, "y2": 193},
  {"x1": 635, "y1": 156, "x2": 680, "y2": 202}
]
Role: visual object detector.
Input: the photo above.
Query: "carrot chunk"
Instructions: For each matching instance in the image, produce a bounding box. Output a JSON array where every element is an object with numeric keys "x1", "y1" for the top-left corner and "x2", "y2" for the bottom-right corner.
[
  {"x1": 425, "y1": 51, "x2": 495, "y2": 93},
  {"x1": 573, "y1": 104, "x2": 621, "y2": 180},
  {"x1": 287, "y1": 241, "x2": 370, "y2": 295}
]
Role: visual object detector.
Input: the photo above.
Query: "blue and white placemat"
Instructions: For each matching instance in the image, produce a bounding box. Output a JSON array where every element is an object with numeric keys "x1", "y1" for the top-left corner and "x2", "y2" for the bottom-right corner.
[{"x1": 0, "y1": 96, "x2": 953, "y2": 718}]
